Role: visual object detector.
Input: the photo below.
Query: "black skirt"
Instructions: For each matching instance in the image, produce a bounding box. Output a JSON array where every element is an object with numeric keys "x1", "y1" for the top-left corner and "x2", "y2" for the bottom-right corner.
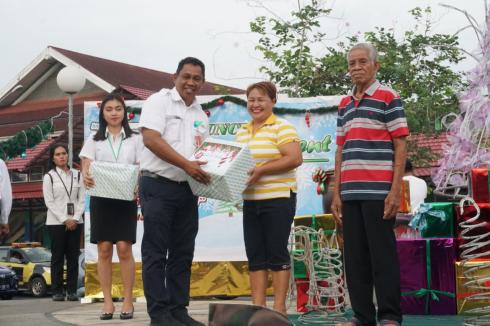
[{"x1": 89, "y1": 196, "x2": 137, "y2": 244}]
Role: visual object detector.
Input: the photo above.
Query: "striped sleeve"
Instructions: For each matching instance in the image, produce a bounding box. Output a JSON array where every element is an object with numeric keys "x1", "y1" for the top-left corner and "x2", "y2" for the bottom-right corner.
[
  {"x1": 277, "y1": 120, "x2": 300, "y2": 146},
  {"x1": 385, "y1": 97, "x2": 409, "y2": 137},
  {"x1": 336, "y1": 98, "x2": 348, "y2": 145}
]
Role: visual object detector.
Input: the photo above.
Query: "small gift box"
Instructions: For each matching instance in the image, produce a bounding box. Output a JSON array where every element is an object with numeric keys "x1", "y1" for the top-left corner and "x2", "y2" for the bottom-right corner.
[
  {"x1": 186, "y1": 138, "x2": 255, "y2": 202},
  {"x1": 398, "y1": 238, "x2": 457, "y2": 315},
  {"x1": 399, "y1": 179, "x2": 411, "y2": 213},
  {"x1": 471, "y1": 168, "x2": 490, "y2": 203},
  {"x1": 456, "y1": 259, "x2": 490, "y2": 314},
  {"x1": 394, "y1": 213, "x2": 420, "y2": 239},
  {"x1": 87, "y1": 161, "x2": 138, "y2": 201},
  {"x1": 455, "y1": 203, "x2": 490, "y2": 260},
  {"x1": 409, "y1": 202, "x2": 454, "y2": 238}
]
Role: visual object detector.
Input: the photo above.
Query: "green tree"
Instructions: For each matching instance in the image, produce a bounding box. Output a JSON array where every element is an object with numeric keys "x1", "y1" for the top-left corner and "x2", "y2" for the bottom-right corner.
[{"x1": 251, "y1": 5, "x2": 465, "y2": 133}]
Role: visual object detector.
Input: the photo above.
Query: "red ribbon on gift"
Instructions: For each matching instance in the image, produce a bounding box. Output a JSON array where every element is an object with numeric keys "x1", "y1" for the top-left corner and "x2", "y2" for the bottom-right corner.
[{"x1": 471, "y1": 168, "x2": 490, "y2": 203}]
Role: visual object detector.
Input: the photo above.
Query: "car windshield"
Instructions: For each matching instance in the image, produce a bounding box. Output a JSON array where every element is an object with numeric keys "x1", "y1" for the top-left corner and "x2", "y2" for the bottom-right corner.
[{"x1": 21, "y1": 247, "x2": 51, "y2": 263}]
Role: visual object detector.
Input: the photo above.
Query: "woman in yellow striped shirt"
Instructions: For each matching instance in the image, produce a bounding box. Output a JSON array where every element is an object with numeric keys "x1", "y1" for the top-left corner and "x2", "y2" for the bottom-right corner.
[{"x1": 236, "y1": 81, "x2": 303, "y2": 315}]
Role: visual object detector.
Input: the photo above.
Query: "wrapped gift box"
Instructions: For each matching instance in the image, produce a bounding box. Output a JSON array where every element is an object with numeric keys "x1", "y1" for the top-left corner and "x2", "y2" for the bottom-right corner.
[
  {"x1": 394, "y1": 213, "x2": 420, "y2": 239},
  {"x1": 186, "y1": 138, "x2": 255, "y2": 202},
  {"x1": 455, "y1": 203, "x2": 490, "y2": 260},
  {"x1": 399, "y1": 179, "x2": 411, "y2": 213},
  {"x1": 398, "y1": 238, "x2": 457, "y2": 315},
  {"x1": 88, "y1": 161, "x2": 138, "y2": 201},
  {"x1": 456, "y1": 259, "x2": 490, "y2": 314},
  {"x1": 471, "y1": 168, "x2": 489, "y2": 203},
  {"x1": 409, "y1": 202, "x2": 454, "y2": 238}
]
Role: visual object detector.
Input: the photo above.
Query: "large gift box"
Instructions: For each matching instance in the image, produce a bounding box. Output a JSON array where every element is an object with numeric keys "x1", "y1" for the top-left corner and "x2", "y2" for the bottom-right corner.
[
  {"x1": 456, "y1": 260, "x2": 490, "y2": 314},
  {"x1": 409, "y1": 202, "x2": 454, "y2": 238},
  {"x1": 471, "y1": 168, "x2": 489, "y2": 203},
  {"x1": 87, "y1": 161, "x2": 138, "y2": 201},
  {"x1": 455, "y1": 203, "x2": 490, "y2": 260},
  {"x1": 186, "y1": 138, "x2": 255, "y2": 202},
  {"x1": 398, "y1": 238, "x2": 457, "y2": 315}
]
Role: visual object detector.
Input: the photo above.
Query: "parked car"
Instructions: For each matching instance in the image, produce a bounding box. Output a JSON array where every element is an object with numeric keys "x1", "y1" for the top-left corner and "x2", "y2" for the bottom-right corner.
[
  {"x1": 0, "y1": 265, "x2": 18, "y2": 299},
  {"x1": 0, "y1": 243, "x2": 52, "y2": 297}
]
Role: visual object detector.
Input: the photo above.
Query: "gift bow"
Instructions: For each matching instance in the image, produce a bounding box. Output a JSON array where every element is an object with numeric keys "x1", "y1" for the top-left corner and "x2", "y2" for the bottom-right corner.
[
  {"x1": 409, "y1": 203, "x2": 447, "y2": 232},
  {"x1": 401, "y1": 239, "x2": 455, "y2": 314}
]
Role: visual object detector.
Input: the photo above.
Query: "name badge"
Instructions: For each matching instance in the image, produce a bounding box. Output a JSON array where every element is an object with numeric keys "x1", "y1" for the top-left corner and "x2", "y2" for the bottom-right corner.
[{"x1": 67, "y1": 203, "x2": 75, "y2": 216}]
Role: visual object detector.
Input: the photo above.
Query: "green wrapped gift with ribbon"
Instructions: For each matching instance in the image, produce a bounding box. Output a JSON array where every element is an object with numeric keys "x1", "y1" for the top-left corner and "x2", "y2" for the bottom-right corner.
[{"x1": 409, "y1": 202, "x2": 454, "y2": 238}]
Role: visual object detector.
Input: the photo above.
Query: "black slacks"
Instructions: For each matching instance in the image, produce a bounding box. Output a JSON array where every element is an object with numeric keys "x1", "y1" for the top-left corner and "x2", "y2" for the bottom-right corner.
[
  {"x1": 342, "y1": 200, "x2": 402, "y2": 326},
  {"x1": 48, "y1": 224, "x2": 81, "y2": 295},
  {"x1": 140, "y1": 176, "x2": 199, "y2": 321}
]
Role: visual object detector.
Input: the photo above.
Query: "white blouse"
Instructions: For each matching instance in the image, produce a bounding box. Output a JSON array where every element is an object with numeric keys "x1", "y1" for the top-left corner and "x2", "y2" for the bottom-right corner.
[
  {"x1": 79, "y1": 128, "x2": 143, "y2": 165},
  {"x1": 42, "y1": 167, "x2": 85, "y2": 225}
]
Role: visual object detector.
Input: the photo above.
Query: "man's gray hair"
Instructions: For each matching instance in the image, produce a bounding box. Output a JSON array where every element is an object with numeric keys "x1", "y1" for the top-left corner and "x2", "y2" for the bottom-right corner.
[{"x1": 348, "y1": 43, "x2": 378, "y2": 62}]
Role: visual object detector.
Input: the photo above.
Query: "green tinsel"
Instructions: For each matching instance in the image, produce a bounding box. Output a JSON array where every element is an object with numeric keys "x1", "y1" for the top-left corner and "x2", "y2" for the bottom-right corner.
[
  {"x1": 0, "y1": 120, "x2": 53, "y2": 160},
  {"x1": 127, "y1": 95, "x2": 337, "y2": 115}
]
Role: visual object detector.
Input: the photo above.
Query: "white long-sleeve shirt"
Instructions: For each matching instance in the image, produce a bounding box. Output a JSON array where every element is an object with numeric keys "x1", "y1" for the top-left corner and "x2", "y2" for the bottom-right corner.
[
  {"x1": 42, "y1": 167, "x2": 85, "y2": 225},
  {"x1": 0, "y1": 159, "x2": 12, "y2": 225}
]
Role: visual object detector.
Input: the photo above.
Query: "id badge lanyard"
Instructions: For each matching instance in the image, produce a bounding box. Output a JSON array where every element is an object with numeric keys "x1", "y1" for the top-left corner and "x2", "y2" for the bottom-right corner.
[
  {"x1": 108, "y1": 134, "x2": 123, "y2": 162},
  {"x1": 54, "y1": 169, "x2": 74, "y2": 216}
]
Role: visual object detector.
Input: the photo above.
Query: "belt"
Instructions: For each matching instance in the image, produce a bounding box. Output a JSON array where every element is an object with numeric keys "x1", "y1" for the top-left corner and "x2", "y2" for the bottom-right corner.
[{"x1": 140, "y1": 171, "x2": 188, "y2": 185}]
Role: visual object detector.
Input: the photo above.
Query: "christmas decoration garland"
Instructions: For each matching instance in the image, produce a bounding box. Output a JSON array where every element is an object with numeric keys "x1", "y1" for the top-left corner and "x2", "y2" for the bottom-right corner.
[
  {"x1": 0, "y1": 120, "x2": 53, "y2": 160},
  {"x1": 127, "y1": 95, "x2": 337, "y2": 117}
]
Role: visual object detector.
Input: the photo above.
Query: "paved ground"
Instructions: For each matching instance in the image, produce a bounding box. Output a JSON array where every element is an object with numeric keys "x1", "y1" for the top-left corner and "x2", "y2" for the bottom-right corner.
[{"x1": 52, "y1": 298, "x2": 301, "y2": 326}]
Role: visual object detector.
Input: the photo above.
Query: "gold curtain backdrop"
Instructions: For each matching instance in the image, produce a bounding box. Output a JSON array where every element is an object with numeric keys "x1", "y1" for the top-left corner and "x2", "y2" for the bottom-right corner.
[{"x1": 85, "y1": 261, "x2": 274, "y2": 298}]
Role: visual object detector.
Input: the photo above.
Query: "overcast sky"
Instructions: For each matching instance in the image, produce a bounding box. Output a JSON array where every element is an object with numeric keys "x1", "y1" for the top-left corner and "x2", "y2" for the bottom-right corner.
[{"x1": 0, "y1": 0, "x2": 486, "y2": 92}]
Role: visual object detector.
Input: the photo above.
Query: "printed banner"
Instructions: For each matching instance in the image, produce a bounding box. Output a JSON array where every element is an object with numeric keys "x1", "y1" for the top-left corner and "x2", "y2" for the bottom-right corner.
[{"x1": 84, "y1": 95, "x2": 339, "y2": 263}]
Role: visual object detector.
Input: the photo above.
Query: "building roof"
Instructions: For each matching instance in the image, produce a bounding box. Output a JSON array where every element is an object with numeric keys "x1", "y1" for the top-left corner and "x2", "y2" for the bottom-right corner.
[
  {"x1": 408, "y1": 133, "x2": 449, "y2": 177},
  {"x1": 6, "y1": 138, "x2": 56, "y2": 171},
  {"x1": 0, "y1": 46, "x2": 244, "y2": 107},
  {"x1": 12, "y1": 182, "x2": 43, "y2": 200}
]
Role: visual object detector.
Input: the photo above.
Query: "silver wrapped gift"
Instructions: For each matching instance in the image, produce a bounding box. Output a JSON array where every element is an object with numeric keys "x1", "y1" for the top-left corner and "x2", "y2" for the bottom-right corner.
[
  {"x1": 186, "y1": 138, "x2": 255, "y2": 202},
  {"x1": 87, "y1": 161, "x2": 138, "y2": 201}
]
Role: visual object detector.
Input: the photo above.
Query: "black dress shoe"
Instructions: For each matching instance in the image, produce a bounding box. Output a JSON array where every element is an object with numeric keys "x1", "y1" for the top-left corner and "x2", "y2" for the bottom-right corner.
[
  {"x1": 52, "y1": 293, "x2": 65, "y2": 301},
  {"x1": 172, "y1": 310, "x2": 205, "y2": 326},
  {"x1": 150, "y1": 313, "x2": 186, "y2": 326},
  {"x1": 66, "y1": 293, "x2": 78, "y2": 301}
]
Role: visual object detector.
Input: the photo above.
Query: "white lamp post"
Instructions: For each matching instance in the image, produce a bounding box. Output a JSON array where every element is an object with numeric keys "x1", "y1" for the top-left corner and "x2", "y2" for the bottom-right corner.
[{"x1": 56, "y1": 67, "x2": 85, "y2": 167}]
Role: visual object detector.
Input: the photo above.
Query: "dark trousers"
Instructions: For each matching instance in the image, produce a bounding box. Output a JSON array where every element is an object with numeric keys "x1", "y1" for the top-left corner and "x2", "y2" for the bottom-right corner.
[
  {"x1": 140, "y1": 176, "x2": 199, "y2": 320},
  {"x1": 47, "y1": 224, "x2": 81, "y2": 295},
  {"x1": 342, "y1": 200, "x2": 402, "y2": 326}
]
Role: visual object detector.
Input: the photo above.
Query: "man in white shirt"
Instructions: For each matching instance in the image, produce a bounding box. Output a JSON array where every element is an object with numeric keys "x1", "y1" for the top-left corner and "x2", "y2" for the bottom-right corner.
[
  {"x1": 403, "y1": 159, "x2": 428, "y2": 214},
  {"x1": 139, "y1": 57, "x2": 210, "y2": 326},
  {"x1": 0, "y1": 159, "x2": 12, "y2": 236}
]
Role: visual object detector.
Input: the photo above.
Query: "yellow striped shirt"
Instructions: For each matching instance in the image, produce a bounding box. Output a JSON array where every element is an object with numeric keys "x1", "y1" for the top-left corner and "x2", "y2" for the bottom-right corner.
[{"x1": 236, "y1": 114, "x2": 299, "y2": 200}]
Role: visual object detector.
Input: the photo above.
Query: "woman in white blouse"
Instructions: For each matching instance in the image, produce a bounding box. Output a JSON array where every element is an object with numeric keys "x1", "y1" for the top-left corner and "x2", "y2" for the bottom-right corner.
[
  {"x1": 42, "y1": 143, "x2": 84, "y2": 302},
  {"x1": 80, "y1": 94, "x2": 142, "y2": 320}
]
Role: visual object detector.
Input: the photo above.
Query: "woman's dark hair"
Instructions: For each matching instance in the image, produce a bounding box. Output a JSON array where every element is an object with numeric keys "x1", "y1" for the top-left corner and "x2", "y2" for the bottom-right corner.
[
  {"x1": 93, "y1": 94, "x2": 137, "y2": 141},
  {"x1": 48, "y1": 143, "x2": 69, "y2": 170}
]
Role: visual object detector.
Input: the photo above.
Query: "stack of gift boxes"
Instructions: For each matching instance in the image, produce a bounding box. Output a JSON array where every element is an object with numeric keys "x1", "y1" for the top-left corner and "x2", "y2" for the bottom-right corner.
[
  {"x1": 292, "y1": 167, "x2": 490, "y2": 316},
  {"x1": 395, "y1": 167, "x2": 490, "y2": 315}
]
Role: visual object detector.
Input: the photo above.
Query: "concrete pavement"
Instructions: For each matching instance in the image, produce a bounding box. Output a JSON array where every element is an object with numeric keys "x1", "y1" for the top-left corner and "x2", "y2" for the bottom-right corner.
[{"x1": 50, "y1": 298, "x2": 298, "y2": 326}]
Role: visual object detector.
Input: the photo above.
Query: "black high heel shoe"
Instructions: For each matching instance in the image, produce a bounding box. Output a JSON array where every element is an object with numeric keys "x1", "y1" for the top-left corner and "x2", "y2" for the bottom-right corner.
[
  {"x1": 120, "y1": 309, "x2": 134, "y2": 320},
  {"x1": 100, "y1": 306, "x2": 115, "y2": 320}
]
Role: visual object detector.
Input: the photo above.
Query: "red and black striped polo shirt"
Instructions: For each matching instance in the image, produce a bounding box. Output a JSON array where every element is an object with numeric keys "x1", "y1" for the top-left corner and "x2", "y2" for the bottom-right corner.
[{"x1": 336, "y1": 80, "x2": 409, "y2": 201}]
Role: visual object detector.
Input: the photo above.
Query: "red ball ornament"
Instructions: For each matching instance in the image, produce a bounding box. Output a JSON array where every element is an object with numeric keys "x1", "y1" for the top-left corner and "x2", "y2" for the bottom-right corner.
[
  {"x1": 128, "y1": 112, "x2": 135, "y2": 120},
  {"x1": 217, "y1": 98, "x2": 225, "y2": 106},
  {"x1": 205, "y1": 110, "x2": 211, "y2": 117},
  {"x1": 305, "y1": 111, "x2": 311, "y2": 128}
]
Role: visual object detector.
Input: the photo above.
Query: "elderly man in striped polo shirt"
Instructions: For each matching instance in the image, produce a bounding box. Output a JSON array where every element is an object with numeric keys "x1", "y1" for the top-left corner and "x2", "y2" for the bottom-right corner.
[{"x1": 332, "y1": 43, "x2": 409, "y2": 326}]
